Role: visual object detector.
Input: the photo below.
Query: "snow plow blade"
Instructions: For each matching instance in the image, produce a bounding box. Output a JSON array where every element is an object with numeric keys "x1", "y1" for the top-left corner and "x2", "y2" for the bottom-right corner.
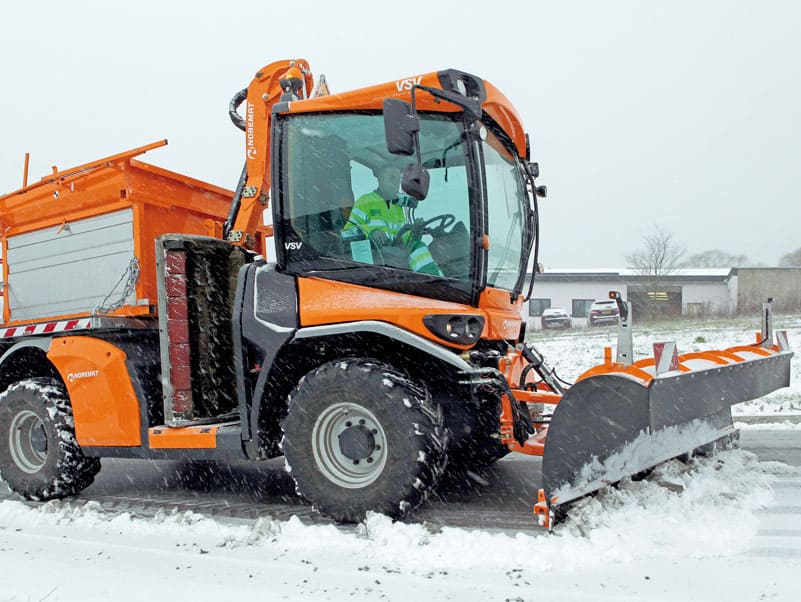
[{"x1": 540, "y1": 346, "x2": 792, "y2": 519}]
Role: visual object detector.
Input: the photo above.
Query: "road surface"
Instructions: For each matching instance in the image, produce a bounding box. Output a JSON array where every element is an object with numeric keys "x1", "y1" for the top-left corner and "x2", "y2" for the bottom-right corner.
[{"x1": 1, "y1": 427, "x2": 797, "y2": 535}]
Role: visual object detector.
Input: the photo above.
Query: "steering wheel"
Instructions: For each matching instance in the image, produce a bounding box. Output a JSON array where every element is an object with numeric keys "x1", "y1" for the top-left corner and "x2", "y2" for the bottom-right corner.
[{"x1": 395, "y1": 214, "x2": 456, "y2": 245}]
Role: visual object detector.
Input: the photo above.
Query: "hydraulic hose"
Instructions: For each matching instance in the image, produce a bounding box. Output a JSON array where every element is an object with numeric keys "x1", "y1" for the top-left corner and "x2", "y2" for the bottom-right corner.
[
  {"x1": 223, "y1": 163, "x2": 248, "y2": 239},
  {"x1": 224, "y1": 87, "x2": 250, "y2": 238},
  {"x1": 229, "y1": 88, "x2": 248, "y2": 132}
]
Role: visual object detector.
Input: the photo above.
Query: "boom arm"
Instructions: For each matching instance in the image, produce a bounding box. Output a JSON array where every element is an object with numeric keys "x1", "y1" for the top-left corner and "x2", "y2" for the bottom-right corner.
[{"x1": 226, "y1": 59, "x2": 314, "y2": 248}]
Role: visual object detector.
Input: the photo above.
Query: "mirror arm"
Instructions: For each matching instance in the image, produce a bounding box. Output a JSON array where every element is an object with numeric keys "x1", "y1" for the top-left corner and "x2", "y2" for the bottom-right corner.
[
  {"x1": 413, "y1": 85, "x2": 483, "y2": 123},
  {"x1": 409, "y1": 86, "x2": 423, "y2": 166}
]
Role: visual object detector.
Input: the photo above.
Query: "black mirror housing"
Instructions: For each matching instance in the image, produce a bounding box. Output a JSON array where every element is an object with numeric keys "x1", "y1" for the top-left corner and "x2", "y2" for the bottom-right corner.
[
  {"x1": 402, "y1": 163, "x2": 430, "y2": 200},
  {"x1": 384, "y1": 97, "x2": 428, "y2": 198},
  {"x1": 383, "y1": 98, "x2": 419, "y2": 156}
]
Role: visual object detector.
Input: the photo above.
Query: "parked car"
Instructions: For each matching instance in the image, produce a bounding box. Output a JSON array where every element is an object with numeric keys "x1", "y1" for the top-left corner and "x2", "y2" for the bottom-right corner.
[
  {"x1": 588, "y1": 299, "x2": 620, "y2": 326},
  {"x1": 541, "y1": 307, "x2": 572, "y2": 329}
]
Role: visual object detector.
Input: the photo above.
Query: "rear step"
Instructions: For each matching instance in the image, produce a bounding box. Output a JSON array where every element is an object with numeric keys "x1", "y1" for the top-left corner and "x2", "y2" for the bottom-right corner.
[{"x1": 149, "y1": 420, "x2": 243, "y2": 452}]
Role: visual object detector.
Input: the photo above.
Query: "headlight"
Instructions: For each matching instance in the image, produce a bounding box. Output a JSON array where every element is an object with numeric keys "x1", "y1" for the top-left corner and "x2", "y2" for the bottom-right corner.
[{"x1": 423, "y1": 314, "x2": 485, "y2": 346}]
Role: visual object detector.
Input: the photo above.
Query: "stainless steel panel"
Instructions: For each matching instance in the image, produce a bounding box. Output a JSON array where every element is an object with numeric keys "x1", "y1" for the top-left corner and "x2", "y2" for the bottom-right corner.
[{"x1": 7, "y1": 209, "x2": 137, "y2": 320}]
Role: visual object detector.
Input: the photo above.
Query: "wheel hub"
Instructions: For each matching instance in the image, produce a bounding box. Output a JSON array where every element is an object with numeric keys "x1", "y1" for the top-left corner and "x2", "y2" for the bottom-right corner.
[
  {"x1": 338, "y1": 424, "x2": 376, "y2": 461},
  {"x1": 30, "y1": 423, "x2": 48, "y2": 454},
  {"x1": 8, "y1": 410, "x2": 48, "y2": 474},
  {"x1": 312, "y1": 402, "x2": 388, "y2": 489}
]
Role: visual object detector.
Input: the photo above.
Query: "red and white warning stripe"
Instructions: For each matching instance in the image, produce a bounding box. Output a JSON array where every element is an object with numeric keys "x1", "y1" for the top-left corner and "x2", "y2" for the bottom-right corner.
[
  {"x1": 776, "y1": 330, "x2": 790, "y2": 352},
  {"x1": 1, "y1": 318, "x2": 93, "y2": 339},
  {"x1": 653, "y1": 341, "x2": 679, "y2": 375}
]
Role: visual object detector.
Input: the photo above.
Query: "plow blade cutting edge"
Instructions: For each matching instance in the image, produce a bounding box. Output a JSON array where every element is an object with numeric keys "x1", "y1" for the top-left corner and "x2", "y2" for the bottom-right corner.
[{"x1": 539, "y1": 344, "x2": 792, "y2": 523}]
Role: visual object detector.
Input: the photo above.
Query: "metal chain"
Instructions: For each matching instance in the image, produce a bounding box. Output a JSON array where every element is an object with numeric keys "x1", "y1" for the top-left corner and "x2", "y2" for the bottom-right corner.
[{"x1": 94, "y1": 257, "x2": 141, "y2": 314}]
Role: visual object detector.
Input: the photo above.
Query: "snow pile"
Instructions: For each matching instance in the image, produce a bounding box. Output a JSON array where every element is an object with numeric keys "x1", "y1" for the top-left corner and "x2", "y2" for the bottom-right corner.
[
  {"x1": 0, "y1": 449, "x2": 781, "y2": 577},
  {"x1": 558, "y1": 451, "x2": 777, "y2": 560}
]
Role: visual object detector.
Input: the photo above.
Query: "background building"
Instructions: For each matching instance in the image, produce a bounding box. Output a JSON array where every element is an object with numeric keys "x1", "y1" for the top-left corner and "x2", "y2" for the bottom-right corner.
[{"x1": 525, "y1": 267, "x2": 801, "y2": 328}]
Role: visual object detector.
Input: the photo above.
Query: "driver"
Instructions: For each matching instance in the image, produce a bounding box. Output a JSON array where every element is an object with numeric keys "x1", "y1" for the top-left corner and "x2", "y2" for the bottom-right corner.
[{"x1": 344, "y1": 164, "x2": 442, "y2": 275}]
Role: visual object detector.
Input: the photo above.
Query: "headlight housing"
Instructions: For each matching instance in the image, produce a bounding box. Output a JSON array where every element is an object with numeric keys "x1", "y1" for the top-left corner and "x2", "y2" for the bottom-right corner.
[{"x1": 423, "y1": 314, "x2": 484, "y2": 346}]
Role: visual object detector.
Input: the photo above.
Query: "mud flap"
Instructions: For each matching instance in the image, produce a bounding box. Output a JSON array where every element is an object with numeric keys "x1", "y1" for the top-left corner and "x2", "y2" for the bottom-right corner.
[{"x1": 541, "y1": 352, "x2": 792, "y2": 511}]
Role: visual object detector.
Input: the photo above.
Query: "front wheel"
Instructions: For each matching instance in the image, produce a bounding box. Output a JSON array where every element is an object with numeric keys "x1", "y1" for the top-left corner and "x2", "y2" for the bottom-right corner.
[
  {"x1": 0, "y1": 378, "x2": 101, "y2": 500},
  {"x1": 281, "y1": 359, "x2": 447, "y2": 522}
]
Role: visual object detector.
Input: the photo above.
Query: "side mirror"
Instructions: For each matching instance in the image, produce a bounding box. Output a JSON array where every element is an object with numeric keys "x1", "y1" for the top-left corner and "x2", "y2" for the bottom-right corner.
[
  {"x1": 384, "y1": 98, "x2": 429, "y2": 199},
  {"x1": 402, "y1": 163, "x2": 430, "y2": 200},
  {"x1": 383, "y1": 98, "x2": 419, "y2": 156}
]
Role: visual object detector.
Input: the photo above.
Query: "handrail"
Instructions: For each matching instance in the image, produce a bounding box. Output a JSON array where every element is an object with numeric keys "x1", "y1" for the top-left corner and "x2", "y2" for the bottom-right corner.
[{"x1": 0, "y1": 140, "x2": 167, "y2": 202}]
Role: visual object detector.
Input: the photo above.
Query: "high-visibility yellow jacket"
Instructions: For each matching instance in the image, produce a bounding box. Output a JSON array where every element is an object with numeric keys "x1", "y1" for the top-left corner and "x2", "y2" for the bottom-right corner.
[
  {"x1": 344, "y1": 192, "x2": 441, "y2": 275},
  {"x1": 345, "y1": 191, "x2": 405, "y2": 239}
]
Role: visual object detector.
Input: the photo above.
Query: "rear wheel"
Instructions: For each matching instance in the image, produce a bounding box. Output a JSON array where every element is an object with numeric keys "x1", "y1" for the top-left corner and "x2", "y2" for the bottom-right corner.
[
  {"x1": 0, "y1": 378, "x2": 100, "y2": 500},
  {"x1": 281, "y1": 359, "x2": 447, "y2": 522}
]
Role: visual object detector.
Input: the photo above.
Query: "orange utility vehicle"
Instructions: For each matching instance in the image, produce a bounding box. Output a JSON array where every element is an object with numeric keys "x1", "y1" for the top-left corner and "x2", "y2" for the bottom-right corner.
[{"x1": 0, "y1": 59, "x2": 793, "y2": 525}]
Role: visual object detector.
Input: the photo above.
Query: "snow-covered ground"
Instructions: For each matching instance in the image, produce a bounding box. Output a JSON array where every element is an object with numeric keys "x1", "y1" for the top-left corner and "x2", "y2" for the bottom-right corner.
[
  {"x1": 527, "y1": 313, "x2": 801, "y2": 419},
  {"x1": 1, "y1": 316, "x2": 800, "y2": 601}
]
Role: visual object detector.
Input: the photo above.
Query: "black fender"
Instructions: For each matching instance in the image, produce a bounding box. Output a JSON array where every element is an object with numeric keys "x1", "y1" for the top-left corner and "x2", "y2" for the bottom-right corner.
[
  {"x1": 0, "y1": 338, "x2": 59, "y2": 392},
  {"x1": 233, "y1": 262, "x2": 299, "y2": 447}
]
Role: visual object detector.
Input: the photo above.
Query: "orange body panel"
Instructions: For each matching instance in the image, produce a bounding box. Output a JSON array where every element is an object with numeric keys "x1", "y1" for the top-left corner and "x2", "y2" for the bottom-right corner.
[
  {"x1": 479, "y1": 288, "x2": 525, "y2": 340},
  {"x1": 297, "y1": 277, "x2": 485, "y2": 349},
  {"x1": 298, "y1": 279, "x2": 524, "y2": 348},
  {"x1": 149, "y1": 425, "x2": 218, "y2": 449},
  {"x1": 47, "y1": 336, "x2": 142, "y2": 447}
]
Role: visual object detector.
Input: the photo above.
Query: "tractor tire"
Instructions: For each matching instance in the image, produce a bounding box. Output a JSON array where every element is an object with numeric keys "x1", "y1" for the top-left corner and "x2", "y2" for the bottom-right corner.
[
  {"x1": 0, "y1": 378, "x2": 101, "y2": 500},
  {"x1": 281, "y1": 358, "x2": 447, "y2": 523},
  {"x1": 446, "y1": 402, "x2": 509, "y2": 470}
]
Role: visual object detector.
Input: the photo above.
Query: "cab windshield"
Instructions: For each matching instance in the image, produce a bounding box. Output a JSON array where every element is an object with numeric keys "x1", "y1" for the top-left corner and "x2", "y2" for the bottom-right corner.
[
  {"x1": 481, "y1": 126, "x2": 528, "y2": 293},
  {"x1": 278, "y1": 112, "x2": 475, "y2": 302}
]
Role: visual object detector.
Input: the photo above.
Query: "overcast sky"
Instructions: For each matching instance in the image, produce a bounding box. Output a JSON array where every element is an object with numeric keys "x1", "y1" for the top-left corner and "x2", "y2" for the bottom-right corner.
[{"x1": 1, "y1": 1, "x2": 799, "y2": 268}]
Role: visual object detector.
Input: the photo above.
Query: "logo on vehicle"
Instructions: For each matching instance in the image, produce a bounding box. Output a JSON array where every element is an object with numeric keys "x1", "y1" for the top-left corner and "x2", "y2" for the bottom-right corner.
[
  {"x1": 67, "y1": 370, "x2": 99, "y2": 383},
  {"x1": 246, "y1": 101, "x2": 256, "y2": 160},
  {"x1": 284, "y1": 241, "x2": 303, "y2": 251},
  {"x1": 396, "y1": 76, "x2": 422, "y2": 92}
]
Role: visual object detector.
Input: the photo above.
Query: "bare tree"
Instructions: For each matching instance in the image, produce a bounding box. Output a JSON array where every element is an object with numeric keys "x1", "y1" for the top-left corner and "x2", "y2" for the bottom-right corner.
[
  {"x1": 779, "y1": 246, "x2": 801, "y2": 267},
  {"x1": 681, "y1": 249, "x2": 749, "y2": 268},
  {"x1": 625, "y1": 225, "x2": 687, "y2": 322},
  {"x1": 626, "y1": 225, "x2": 686, "y2": 276}
]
